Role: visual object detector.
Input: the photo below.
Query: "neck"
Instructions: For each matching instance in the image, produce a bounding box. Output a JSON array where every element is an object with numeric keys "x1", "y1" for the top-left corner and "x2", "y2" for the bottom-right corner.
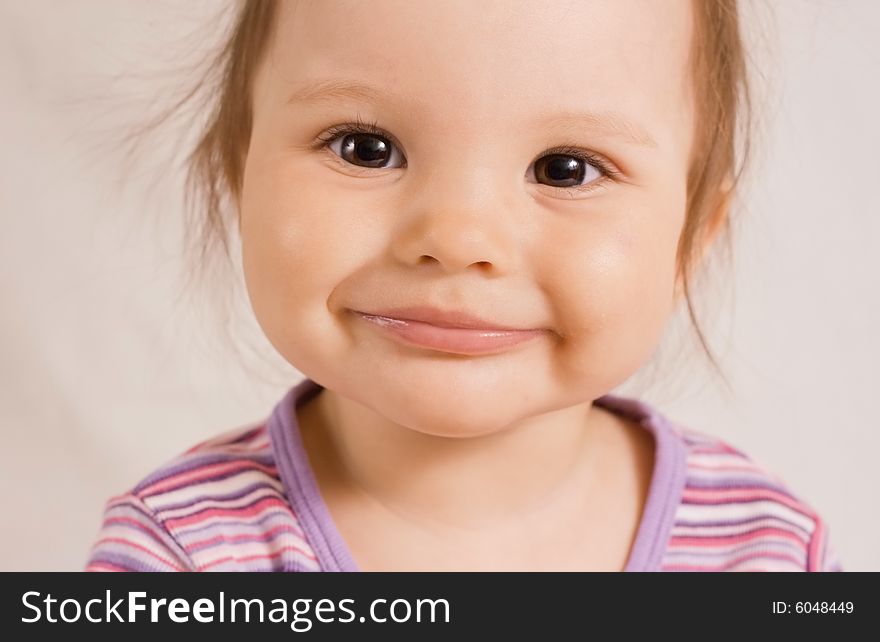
[{"x1": 298, "y1": 384, "x2": 613, "y2": 533}]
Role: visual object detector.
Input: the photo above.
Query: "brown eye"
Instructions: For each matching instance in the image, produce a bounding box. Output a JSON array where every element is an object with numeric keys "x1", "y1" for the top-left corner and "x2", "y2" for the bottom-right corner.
[
  {"x1": 338, "y1": 133, "x2": 393, "y2": 168},
  {"x1": 532, "y1": 153, "x2": 602, "y2": 189},
  {"x1": 318, "y1": 123, "x2": 407, "y2": 170}
]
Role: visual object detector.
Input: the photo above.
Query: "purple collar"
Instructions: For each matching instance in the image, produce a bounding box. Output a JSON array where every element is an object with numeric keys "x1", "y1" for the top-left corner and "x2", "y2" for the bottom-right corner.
[{"x1": 267, "y1": 377, "x2": 688, "y2": 572}]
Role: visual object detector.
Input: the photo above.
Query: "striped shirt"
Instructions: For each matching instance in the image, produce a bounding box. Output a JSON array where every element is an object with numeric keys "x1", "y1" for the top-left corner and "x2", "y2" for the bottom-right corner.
[{"x1": 84, "y1": 377, "x2": 843, "y2": 572}]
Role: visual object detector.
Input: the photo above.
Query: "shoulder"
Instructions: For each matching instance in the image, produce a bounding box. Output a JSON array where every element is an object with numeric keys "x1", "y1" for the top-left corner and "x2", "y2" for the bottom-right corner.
[
  {"x1": 659, "y1": 421, "x2": 842, "y2": 572},
  {"x1": 85, "y1": 421, "x2": 321, "y2": 572}
]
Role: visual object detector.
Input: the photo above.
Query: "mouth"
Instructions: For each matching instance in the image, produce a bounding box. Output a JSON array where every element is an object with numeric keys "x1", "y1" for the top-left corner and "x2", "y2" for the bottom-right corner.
[{"x1": 350, "y1": 309, "x2": 547, "y2": 356}]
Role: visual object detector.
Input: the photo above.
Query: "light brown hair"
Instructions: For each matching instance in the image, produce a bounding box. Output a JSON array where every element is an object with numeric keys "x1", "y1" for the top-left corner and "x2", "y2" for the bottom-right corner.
[{"x1": 165, "y1": 0, "x2": 753, "y2": 382}]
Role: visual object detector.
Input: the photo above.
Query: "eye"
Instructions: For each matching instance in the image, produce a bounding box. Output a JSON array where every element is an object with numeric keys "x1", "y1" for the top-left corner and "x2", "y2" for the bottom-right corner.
[
  {"x1": 526, "y1": 146, "x2": 619, "y2": 195},
  {"x1": 314, "y1": 117, "x2": 406, "y2": 170}
]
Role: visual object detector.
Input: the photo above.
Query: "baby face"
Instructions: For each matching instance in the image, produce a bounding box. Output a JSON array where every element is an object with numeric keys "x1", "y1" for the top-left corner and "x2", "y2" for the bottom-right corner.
[{"x1": 240, "y1": 0, "x2": 695, "y2": 436}]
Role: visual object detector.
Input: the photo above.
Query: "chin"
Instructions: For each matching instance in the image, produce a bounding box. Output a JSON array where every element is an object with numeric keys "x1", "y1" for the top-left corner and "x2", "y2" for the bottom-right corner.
[{"x1": 376, "y1": 389, "x2": 519, "y2": 439}]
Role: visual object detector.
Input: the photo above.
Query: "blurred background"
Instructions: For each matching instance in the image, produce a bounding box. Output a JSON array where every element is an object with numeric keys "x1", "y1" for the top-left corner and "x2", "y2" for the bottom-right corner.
[{"x1": 1, "y1": 0, "x2": 877, "y2": 570}]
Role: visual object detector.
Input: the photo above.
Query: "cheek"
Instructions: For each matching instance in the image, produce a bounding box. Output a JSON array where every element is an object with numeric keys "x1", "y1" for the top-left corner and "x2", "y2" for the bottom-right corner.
[
  {"x1": 238, "y1": 161, "x2": 372, "y2": 357},
  {"x1": 536, "y1": 205, "x2": 681, "y2": 386}
]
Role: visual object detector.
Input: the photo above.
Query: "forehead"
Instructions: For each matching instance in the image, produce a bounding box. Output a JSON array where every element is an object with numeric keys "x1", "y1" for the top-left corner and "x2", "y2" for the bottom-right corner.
[{"x1": 265, "y1": 0, "x2": 694, "y2": 148}]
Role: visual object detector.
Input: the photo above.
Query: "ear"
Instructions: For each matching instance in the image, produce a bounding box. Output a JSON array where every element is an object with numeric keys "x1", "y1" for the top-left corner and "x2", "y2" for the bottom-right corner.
[{"x1": 674, "y1": 177, "x2": 734, "y2": 300}]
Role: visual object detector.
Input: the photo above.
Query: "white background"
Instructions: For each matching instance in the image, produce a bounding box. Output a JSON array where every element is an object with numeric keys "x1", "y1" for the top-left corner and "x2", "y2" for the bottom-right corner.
[{"x1": 1, "y1": 0, "x2": 877, "y2": 570}]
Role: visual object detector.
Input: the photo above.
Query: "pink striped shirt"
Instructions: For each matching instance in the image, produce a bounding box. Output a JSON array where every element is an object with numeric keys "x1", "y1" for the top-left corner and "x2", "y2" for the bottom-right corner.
[{"x1": 84, "y1": 377, "x2": 843, "y2": 572}]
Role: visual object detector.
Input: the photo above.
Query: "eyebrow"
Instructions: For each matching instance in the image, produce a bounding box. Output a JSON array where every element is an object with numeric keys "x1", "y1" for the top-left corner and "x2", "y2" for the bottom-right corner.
[
  {"x1": 286, "y1": 78, "x2": 658, "y2": 148},
  {"x1": 538, "y1": 111, "x2": 657, "y2": 148},
  {"x1": 287, "y1": 78, "x2": 392, "y2": 106}
]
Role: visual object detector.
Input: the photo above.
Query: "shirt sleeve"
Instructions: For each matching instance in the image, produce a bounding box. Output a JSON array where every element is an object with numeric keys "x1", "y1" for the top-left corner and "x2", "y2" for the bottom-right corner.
[
  {"x1": 84, "y1": 492, "x2": 196, "y2": 572},
  {"x1": 807, "y1": 516, "x2": 843, "y2": 572}
]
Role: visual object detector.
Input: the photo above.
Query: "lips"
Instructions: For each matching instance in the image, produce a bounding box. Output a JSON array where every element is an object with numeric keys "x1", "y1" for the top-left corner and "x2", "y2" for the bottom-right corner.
[{"x1": 350, "y1": 306, "x2": 546, "y2": 355}]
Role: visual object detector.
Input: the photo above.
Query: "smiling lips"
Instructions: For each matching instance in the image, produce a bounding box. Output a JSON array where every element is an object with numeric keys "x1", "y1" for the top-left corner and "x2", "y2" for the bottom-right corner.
[{"x1": 351, "y1": 306, "x2": 546, "y2": 355}]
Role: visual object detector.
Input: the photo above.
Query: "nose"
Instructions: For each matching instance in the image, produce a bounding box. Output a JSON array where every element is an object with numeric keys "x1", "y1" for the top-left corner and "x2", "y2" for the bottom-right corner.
[{"x1": 389, "y1": 164, "x2": 520, "y2": 276}]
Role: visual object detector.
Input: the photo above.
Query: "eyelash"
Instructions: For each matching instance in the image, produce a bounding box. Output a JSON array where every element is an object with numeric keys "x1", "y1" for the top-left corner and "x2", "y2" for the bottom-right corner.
[
  {"x1": 311, "y1": 115, "x2": 622, "y2": 195},
  {"x1": 313, "y1": 116, "x2": 406, "y2": 166}
]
